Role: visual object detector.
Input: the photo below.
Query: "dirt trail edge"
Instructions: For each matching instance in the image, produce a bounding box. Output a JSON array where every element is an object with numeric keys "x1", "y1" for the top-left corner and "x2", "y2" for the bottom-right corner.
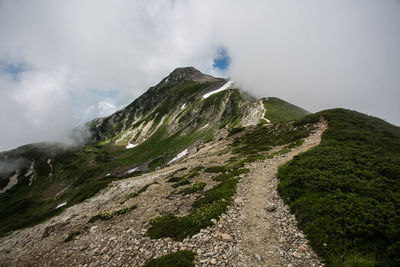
[{"x1": 230, "y1": 119, "x2": 328, "y2": 266}]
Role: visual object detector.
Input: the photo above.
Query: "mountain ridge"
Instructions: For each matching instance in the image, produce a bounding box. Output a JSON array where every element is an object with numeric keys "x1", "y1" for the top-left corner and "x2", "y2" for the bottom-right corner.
[{"x1": 1, "y1": 67, "x2": 398, "y2": 266}]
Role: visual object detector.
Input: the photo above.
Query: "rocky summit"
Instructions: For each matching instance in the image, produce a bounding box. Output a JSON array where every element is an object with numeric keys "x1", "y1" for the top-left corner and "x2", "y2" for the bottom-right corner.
[{"x1": 0, "y1": 67, "x2": 399, "y2": 266}]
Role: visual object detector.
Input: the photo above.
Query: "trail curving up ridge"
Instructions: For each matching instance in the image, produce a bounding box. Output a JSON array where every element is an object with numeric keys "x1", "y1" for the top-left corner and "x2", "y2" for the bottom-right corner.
[{"x1": 230, "y1": 119, "x2": 328, "y2": 266}]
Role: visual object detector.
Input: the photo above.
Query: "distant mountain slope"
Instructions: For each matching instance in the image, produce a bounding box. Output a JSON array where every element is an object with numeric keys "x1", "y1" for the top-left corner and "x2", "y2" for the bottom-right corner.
[
  {"x1": 0, "y1": 67, "x2": 308, "y2": 237},
  {"x1": 278, "y1": 108, "x2": 400, "y2": 266},
  {"x1": 263, "y1": 97, "x2": 310, "y2": 123}
]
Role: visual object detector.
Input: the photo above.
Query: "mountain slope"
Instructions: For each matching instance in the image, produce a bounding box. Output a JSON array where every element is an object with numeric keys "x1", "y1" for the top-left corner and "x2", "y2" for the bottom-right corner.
[
  {"x1": 0, "y1": 67, "x2": 296, "y2": 237},
  {"x1": 88, "y1": 67, "x2": 251, "y2": 144},
  {"x1": 278, "y1": 108, "x2": 400, "y2": 266},
  {"x1": 2, "y1": 67, "x2": 398, "y2": 266},
  {"x1": 263, "y1": 97, "x2": 310, "y2": 123},
  {"x1": 0, "y1": 105, "x2": 324, "y2": 266}
]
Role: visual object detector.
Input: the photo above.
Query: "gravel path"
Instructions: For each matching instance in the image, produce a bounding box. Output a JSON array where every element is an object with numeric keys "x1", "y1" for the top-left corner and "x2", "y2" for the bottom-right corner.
[{"x1": 232, "y1": 119, "x2": 328, "y2": 266}]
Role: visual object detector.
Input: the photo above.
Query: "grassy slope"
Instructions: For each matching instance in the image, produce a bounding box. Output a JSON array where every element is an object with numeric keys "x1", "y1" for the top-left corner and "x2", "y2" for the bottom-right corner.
[
  {"x1": 0, "y1": 80, "x2": 235, "y2": 237},
  {"x1": 263, "y1": 97, "x2": 310, "y2": 123},
  {"x1": 0, "y1": 117, "x2": 213, "y2": 237},
  {"x1": 278, "y1": 108, "x2": 400, "y2": 266}
]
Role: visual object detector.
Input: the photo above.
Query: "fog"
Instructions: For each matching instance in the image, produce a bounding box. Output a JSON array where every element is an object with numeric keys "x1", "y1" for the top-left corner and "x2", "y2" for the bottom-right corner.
[{"x1": 0, "y1": 0, "x2": 399, "y2": 151}]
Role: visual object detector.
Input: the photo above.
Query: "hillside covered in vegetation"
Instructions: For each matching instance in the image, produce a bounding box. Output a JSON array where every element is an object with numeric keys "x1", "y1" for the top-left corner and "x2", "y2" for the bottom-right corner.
[
  {"x1": 263, "y1": 97, "x2": 310, "y2": 123},
  {"x1": 278, "y1": 109, "x2": 400, "y2": 266}
]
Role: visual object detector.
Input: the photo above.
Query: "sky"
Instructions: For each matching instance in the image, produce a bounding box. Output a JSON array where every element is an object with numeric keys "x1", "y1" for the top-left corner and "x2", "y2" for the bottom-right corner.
[{"x1": 0, "y1": 0, "x2": 399, "y2": 151}]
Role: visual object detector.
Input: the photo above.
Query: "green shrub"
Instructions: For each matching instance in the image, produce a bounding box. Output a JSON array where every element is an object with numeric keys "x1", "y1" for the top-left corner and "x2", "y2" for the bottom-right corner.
[
  {"x1": 178, "y1": 182, "x2": 206, "y2": 195},
  {"x1": 228, "y1": 127, "x2": 245, "y2": 136},
  {"x1": 88, "y1": 205, "x2": 137, "y2": 223},
  {"x1": 205, "y1": 166, "x2": 228, "y2": 173},
  {"x1": 168, "y1": 171, "x2": 199, "y2": 188},
  {"x1": 328, "y1": 250, "x2": 376, "y2": 267},
  {"x1": 193, "y1": 178, "x2": 238, "y2": 208},
  {"x1": 146, "y1": 201, "x2": 227, "y2": 241},
  {"x1": 172, "y1": 178, "x2": 191, "y2": 188},
  {"x1": 64, "y1": 231, "x2": 80, "y2": 242},
  {"x1": 143, "y1": 250, "x2": 195, "y2": 267}
]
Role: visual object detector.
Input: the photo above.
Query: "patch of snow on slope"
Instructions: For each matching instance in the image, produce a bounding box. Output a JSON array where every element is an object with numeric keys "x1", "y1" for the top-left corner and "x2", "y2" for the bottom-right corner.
[
  {"x1": 201, "y1": 124, "x2": 209, "y2": 130},
  {"x1": 126, "y1": 143, "x2": 137, "y2": 149},
  {"x1": 181, "y1": 103, "x2": 186, "y2": 110},
  {"x1": 0, "y1": 171, "x2": 19, "y2": 194},
  {"x1": 202, "y1": 80, "x2": 233, "y2": 99},
  {"x1": 126, "y1": 167, "x2": 139, "y2": 174},
  {"x1": 167, "y1": 149, "x2": 189, "y2": 165},
  {"x1": 55, "y1": 202, "x2": 67, "y2": 209}
]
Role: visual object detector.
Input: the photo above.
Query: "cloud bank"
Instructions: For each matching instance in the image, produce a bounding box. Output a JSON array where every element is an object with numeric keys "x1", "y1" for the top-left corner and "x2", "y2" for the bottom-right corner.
[{"x1": 0, "y1": 0, "x2": 399, "y2": 150}]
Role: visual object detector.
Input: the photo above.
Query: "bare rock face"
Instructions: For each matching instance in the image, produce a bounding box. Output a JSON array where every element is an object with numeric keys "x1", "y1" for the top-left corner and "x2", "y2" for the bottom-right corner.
[
  {"x1": 42, "y1": 222, "x2": 68, "y2": 239},
  {"x1": 241, "y1": 100, "x2": 267, "y2": 127},
  {"x1": 213, "y1": 128, "x2": 229, "y2": 142},
  {"x1": 265, "y1": 202, "x2": 277, "y2": 212}
]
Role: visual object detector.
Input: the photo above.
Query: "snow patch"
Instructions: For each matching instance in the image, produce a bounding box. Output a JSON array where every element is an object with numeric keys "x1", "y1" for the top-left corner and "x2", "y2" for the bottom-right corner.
[
  {"x1": 126, "y1": 143, "x2": 137, "y2": 149},
  {"x1": 167, "y1": 149, "x2": 189, "y2": 165},
  {"x1": 47, "y1": 159, "x2": 53, "y2": 179},
  {"x1": 181, "y1": 103, "x2": 186, "y2": 110},
  {"x1": 26, "y1": 161, "x2": 35, "y2": 186},
  {"x1": 0, "y1": 171, "x2": 19, "y2": 194},
  {"x1": 201, "y1": 124, "x2": 209, "y2": 130},
  {"x1": 126, "y1": 167, "x2": 139, "y2": 174},
  {"x1": 55, "y1": 202, "x2": 67, "y2": 209},
  {"x1": 202, "y1": 80, "x2": 233, "y2": 99}
]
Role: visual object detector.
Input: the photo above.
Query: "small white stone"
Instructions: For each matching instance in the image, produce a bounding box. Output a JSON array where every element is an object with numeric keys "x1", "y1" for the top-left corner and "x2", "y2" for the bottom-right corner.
[{"x1": 221, "y1": 233, "x2": 232, "y2": 241}]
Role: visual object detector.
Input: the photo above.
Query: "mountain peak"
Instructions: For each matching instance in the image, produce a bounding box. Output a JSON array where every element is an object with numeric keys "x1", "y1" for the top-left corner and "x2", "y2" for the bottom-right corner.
[
  {"x1": 165, "y1": 66, "x2": 221, "y2": 83},
  {"x1": 170, "y1": 66, "x2": 201, "y2": 75}
]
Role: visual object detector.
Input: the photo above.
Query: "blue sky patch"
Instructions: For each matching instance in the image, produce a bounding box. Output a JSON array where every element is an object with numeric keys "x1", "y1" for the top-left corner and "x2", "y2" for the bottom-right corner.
[
  {"x1": 0, "y1": 60, "x2": 27, "y2": 81},
  {"x1": 213, "y1": 48, "x2": 230, "y2": 71}
]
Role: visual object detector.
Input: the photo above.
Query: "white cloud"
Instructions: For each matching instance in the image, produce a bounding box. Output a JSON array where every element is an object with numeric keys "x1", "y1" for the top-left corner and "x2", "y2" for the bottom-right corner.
[
  {"x1": 0, "y1": 69, "x2": 75, "y2": 150},
  {"x1": 0, "y1": 0, "x2": 399, "y2": 150}
]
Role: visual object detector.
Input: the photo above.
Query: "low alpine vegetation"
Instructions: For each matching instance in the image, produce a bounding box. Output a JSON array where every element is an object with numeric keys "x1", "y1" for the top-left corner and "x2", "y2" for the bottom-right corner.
[
  {"x1": 122, "y1": 181, "x2": 159, "y2": 203},
  {"x1": 143, "y1": 250, "x2": 195, "y2": 267},
  {"x1": 178, "y1": 181, "x2": 206, "y2": 195},
  {"x1": 63, "y1": 230, "x2": 81, "y2": 242},
  {"x1": 262, "y1": 97, "x2": 310, "y2": 123},
  {"x1": 88, "y1": 205, "x2": 137, "y2": 223},
  {"x1": 167, "y1": 171, "x2": 199, "y2": 188},
  {"x1": 278, "y1": 108, "x2": 400, "y2": 266},
  {"x1": 231, "y1": 122, "x2": 310, "y2": 156},
  {"x1": 146, "y1": 163, "x2": 242, "y2": 241}
]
